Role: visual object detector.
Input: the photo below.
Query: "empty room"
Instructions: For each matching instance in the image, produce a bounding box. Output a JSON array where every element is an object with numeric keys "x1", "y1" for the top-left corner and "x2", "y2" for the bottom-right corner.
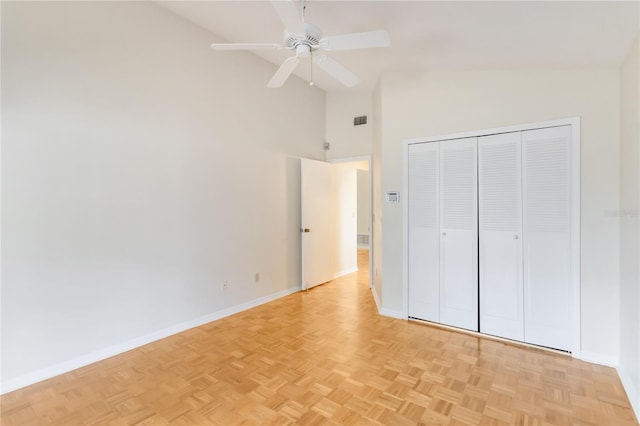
[{"x1": 1, "y1": 1, "x2": 639, "y2": 425}]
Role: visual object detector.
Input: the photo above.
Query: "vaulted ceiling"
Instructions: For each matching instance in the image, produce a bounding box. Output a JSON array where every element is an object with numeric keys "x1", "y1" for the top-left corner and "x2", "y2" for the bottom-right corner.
[{"x1": 159, "y1": 1, "x2": 639, "y2": 93}]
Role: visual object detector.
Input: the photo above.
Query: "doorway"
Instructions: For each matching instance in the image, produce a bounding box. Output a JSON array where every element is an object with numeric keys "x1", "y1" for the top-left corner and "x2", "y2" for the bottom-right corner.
[
  {"x1": 330, "y1": 158, "x2": 372, "y2": 290},
  {"x1": 300, "y1": 157, "x2": 372, "y2": 291}
]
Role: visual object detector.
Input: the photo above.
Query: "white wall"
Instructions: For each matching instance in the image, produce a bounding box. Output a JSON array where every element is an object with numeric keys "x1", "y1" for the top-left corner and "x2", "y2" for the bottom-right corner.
[
  {"x1": 1, "y1": 1, "x2": 325, "y2": 389},
  {"x1": 619, "y1": 36, "x2": 640, "y2": 418},
  {"x1": 332, "y1": 164, "x2": 358, "y2": 277},
  {"x1": 325, "y1": 92, "x2": 373, "y2": 160},
  {"x1": 357, "y1": 169, "x2": 371, "y2": 241},
  {"x1": 372, "y1": 82, "x2": 383, "y2": 307},
  {"x1": 379, "y1": 69, "x2": 621, "y2": 361}
]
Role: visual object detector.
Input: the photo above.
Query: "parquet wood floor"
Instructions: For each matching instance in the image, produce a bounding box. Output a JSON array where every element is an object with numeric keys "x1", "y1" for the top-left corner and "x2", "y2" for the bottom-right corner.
[{"x1": 1, "y1": 249, "x2": 637, "y2": 425}]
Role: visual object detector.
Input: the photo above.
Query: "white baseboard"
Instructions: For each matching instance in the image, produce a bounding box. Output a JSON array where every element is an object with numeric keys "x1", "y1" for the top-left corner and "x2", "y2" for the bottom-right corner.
[
  {"x1": 578, "y1": 351, "x2": 619, "y2": 368},
  {"x1": 380, "y1": 308, "x2": 406, "y2": 320},
  {"x1": 0, "y1": 285, "x2": 300, "y2": 395},
  {"x1": 333, "y1": 267, "x2": 358, "y2": 279},
  {"x1": 371, "y1": 286, "x2": 382, "y2": 312},
  {"x1": 369, "y1": 287, "x2": 405, "y2": 320},
  {"x1": 618, "y1": 368, "x2": 640, "y2": 423}
]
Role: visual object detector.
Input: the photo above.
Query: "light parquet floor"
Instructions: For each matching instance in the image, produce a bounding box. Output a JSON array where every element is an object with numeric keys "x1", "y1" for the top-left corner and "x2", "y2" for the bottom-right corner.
[{"x1": 1, "y1": 249, "x2": 637, "y2": 425}]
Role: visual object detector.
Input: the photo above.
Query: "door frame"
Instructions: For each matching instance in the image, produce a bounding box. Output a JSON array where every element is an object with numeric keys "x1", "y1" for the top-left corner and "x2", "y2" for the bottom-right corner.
[
  {"x1": 329, "y1": 155, "x2": 373, "y2": 290},
  {"x1": 402, "y1": 117, "x2": 581, "y2": 357}
]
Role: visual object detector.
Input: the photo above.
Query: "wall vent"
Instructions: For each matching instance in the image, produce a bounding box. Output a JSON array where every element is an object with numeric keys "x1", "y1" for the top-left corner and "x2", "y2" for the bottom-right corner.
[{"x1": 353, "y1": 115, "x2": 368, "y2": 126}]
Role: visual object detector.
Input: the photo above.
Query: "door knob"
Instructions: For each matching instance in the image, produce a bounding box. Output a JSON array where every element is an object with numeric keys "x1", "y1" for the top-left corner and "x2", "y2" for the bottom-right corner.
[
  {"x1": 302, "y1": 228, "x2": 310, "y2": 233},
  {"x1": 514, "y1": 235, "x2": 519, "y2": 240},
  {"x1": 442, "y1": 232, "x2": 446, "y2": 236}
]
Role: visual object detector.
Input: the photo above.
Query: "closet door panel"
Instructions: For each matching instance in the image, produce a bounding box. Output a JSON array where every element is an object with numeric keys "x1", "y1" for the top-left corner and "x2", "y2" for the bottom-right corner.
[
  {"x1": 439, "y1": 137, "x2": 478, "y2": 331},
  {"x1": 440, "y1": 230, "x2": 476, "y2": 325},
  {"x1": 408, "y1": 143, "x2": 440, "y2": 322},
  {"x1": 478, "y1": 132, "x2": 524, "y2": 341},
  {"x1": 522, "y1": 125, "x2": 572, "y2": 351}
]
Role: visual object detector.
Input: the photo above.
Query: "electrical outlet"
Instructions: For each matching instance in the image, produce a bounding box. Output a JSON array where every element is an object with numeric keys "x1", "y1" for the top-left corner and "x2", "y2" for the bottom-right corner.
[
  {"x1": 255, "y1": 273, "x2": 260, "y2": 283},
  {"x1": 221, "y1": 280, "x2": 229, "y2": 291}
]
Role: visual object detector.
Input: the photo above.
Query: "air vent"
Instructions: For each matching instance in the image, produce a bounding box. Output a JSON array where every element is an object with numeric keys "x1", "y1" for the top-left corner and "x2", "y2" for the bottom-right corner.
[{"x1": 353, "y1": 115, "x2": 368, "y2": 126}]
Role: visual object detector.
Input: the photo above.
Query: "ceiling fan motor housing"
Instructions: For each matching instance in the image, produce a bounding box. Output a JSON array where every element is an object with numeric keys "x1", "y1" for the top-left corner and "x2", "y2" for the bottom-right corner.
[{"x1": 285, "y1": 22, "x2": 322, "y2": 58}]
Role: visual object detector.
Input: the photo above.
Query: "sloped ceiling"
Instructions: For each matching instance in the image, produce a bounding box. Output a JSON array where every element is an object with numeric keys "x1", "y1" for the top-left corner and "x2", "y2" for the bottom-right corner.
[{"x1": 159, "y1": 1, "x2": 639, "y2": 93}]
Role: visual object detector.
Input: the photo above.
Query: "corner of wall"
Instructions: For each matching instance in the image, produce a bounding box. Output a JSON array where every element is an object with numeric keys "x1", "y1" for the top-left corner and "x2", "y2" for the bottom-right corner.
[
  {"x1": 372, "y1": 80, "x2": 384, "y2": 304},
  {"x1": 618, "y1": 32, "x2": 640, "y2": 421}
]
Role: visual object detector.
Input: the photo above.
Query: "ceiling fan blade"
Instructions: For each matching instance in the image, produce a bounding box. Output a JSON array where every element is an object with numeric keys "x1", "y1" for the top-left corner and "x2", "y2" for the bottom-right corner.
[
  {"x1": 313, "y1": 55, "x2": 360, "y2": 87},
  {"x1": 210, "y1": 43, "x2": 283, "y2": 51},
  {"x1": 270, "y1": 0, "x2": 305, "y2": 35},
  {"x1": 320, "y1": 30, "x2": 390, "y2": 51},
  {"x1": 267, "y1": 56, "x2": 300, "y2": 88}
]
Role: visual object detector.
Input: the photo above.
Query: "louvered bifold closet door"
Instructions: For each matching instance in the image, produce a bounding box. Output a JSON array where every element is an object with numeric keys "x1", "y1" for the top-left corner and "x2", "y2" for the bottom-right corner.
[
  {"x1": 522, "y1": 126, "x2": 572, "y2": 351},
  {"x1": 408, "y1": 142, "x2": 440, "y2": 322},
  {"x1": 439, "y1": 137, "x2": 478, "y2": 331},
  {"x1": 478, "y1": 132, "x2": 524, "y2": 341}
]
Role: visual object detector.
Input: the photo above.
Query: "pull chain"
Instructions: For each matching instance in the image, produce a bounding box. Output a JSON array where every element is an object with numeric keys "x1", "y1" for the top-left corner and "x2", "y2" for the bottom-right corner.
[{"x1": 310, "y1": 51, "x2": 314, "y2": 86}]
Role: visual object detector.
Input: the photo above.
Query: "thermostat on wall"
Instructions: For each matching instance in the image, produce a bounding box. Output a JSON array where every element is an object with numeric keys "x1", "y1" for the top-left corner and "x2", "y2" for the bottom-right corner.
[{"x1": 385, "y1": 191, "x2": 399, "y2": 204}]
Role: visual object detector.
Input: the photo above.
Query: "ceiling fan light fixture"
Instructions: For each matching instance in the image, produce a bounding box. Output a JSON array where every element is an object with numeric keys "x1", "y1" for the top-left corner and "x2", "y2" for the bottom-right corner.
[{"x1": 296, "y1": 44, "x2": 311, "y2": 58}]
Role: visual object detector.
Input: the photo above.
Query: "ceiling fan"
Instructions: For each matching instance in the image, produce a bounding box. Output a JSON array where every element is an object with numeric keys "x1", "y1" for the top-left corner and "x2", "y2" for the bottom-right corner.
[{"x1": 210, "y1": 0, "x2": 390, "y2": 88}]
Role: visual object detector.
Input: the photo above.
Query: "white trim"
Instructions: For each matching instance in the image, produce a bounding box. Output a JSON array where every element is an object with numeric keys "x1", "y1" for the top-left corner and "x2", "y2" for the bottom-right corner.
[
  {"x1": 370, "y1": 285, "x2": 405, "y2": 320},
  {"x1": 569, "y1": 119, "x2": 581, "y2": 359},
  {"x1": 328, "y1": 155, "x2": 371, "y2": 164},
  {"x1": 380, "y1": 308, "x2": 406, "y2": 320},
  {"x1": 402, "y1": 141, "x2": 409, "y2": 319},
  {"x1": 618, "y1": 367, "x2": 640, "y2": 423},
  {"x1": 0, "y1": 285, "x2": 300, "y2": 395},
  {"x1": 333, "y1": 267, "x2": 358, "y2": 279},
  {"x1": 371, "y1": 286, "x2": 382, "y2": 313},
  {"x1": 368, "y1": 163, "x2": 373, "y2": 290},
  {"x1": 301, "y1": 158, "x2": 307, "y2": 291},
  {"x1": 409, "y1": 318, "x2": 571, "y2": 357},
  {"x1": 403, "y1": 117, "x2": 581, "y2": 356},
  {"x1": 405, "y1": 117, "x2": 581, "y2": 145},
  {"x1": 578, "y1": 351, "x2": 619, "y2": 368}
]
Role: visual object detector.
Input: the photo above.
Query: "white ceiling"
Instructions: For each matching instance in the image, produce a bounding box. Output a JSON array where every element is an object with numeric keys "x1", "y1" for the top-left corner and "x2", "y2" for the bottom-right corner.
[{"x1": 159, "y1": 1, "x2": 639, "y2": 93}]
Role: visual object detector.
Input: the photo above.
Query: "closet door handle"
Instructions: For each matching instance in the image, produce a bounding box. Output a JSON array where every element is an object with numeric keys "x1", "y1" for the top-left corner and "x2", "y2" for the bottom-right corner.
[
  {"x1": 442, "y1": 232, "x2": 447, "y2": 236},
  {"x1": 514, "y1": 235, "x2": 519, "y2": 240}
]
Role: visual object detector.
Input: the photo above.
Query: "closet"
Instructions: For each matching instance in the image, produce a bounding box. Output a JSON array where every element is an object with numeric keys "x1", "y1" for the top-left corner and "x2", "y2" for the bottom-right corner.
[{"x1": 407, "y1": 121, "x2": 578, "y2": 352}]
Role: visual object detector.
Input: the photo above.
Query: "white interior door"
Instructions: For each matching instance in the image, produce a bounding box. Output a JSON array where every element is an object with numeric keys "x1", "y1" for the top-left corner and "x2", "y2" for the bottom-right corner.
[
  {"x1": 522, "y1": 126, "x2": 571, "y2": 350},
  {"x1": 439, "y1": 137, "x2": 478, "y2": 331},
  {"x1": 408, "y1": 142, "x2": 440, "y2": 322},
  {"x1": 301, "y1": 158, "x2": 334, "y2": 290},
  {"x1": 479, "y1": 132, "x2": 524, "y2": 341},
  {"x1": 522, "y1": 126, "x2": 572, "y2": 351}
]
